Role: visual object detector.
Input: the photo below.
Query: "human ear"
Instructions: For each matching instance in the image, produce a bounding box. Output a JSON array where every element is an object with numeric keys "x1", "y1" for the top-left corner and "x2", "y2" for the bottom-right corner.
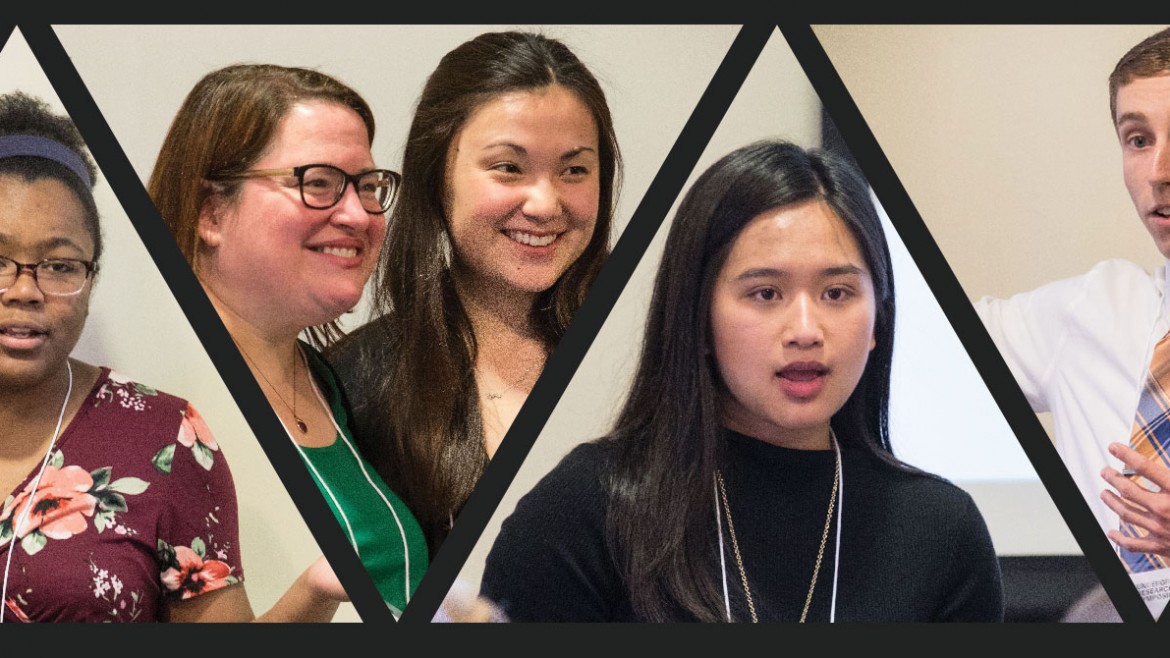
[{"x1": 197, "y1": 184, "x2": 227, "y2": 248}]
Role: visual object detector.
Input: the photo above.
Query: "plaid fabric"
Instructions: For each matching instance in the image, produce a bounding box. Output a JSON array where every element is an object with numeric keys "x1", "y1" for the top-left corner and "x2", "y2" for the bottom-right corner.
[{"x1": 1121, "y1": 332, "x2": 1170, "y2": 572}]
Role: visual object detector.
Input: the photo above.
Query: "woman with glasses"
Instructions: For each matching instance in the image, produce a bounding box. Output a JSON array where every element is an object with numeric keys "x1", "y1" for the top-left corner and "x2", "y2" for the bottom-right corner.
[
  {"x1": 148, "y1": 64, "x2": 426, "y2": 618},
  {"x1": 326, "y1": 30, "x2": 621, "y2": 558},
  {"x1": 0, "y1": 91, "x2": 349, "y2": 623}
]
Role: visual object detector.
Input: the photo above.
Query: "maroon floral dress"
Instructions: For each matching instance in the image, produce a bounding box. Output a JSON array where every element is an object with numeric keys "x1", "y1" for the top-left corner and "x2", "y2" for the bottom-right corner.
[{"x1": 0, "y1": 368, "x2": 244, "y2": 622}]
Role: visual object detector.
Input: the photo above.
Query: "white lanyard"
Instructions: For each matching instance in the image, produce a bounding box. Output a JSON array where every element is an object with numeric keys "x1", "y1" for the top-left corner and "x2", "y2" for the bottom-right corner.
[
  {"x1": 715, "y1": 432, "x2": 843, "y2": 623},
  {"x1": 289, "y1": 345, "x2": 413, "y2": 613},
  {"x1": 1, "y1": 361, "x2": 73, "y2": 624}
]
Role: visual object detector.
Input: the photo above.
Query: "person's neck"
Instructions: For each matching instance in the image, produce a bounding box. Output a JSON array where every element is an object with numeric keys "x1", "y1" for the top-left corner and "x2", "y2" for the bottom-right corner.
[
  {"x1": 0, "y1": 360, "x2": 76, "y2": 457},
  {"x1": 202, "y1": 281, "x2": 302, "y2": 388},
  {"x1": 456, "y1": 273, "x2": 548, "y2": 459},
  {"x1": 455, "y1": 275, "x2": 541, "y2": 355},
  {"x1": 722, "y1": 412, "x2": 833, "y2": 451}
]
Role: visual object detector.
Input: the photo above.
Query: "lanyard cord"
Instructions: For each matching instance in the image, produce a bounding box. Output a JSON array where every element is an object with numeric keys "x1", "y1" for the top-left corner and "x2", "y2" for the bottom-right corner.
[
  {"x1": 716, "y1": 431, "x2": 843, "y2": 623},
  {"x1": 715, "y1": 476, "x2": 731, "y2": 621},
  {"x1": 829, "y1": 436, "x2": 843, "y2": 623},
  {"x1": 1, "y1": 361, "x2": 73, "y2": 624}
]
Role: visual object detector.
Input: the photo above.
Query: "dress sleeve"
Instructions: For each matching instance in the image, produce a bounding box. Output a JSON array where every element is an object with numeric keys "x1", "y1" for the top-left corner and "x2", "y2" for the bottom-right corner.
[
  {"x1": 156, "y1": 402, "x2": 245, "y2": 601},
  {"x1": 935, "y1": 490, "x2": 1005, "y2": 621},
  {"x1": 479, "y1": 443, "x2": 624, "y2": 622}
]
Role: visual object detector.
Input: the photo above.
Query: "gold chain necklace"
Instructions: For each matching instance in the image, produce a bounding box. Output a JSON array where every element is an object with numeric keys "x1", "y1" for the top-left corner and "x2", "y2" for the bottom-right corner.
[
  {"x1": 231, "y1": 337, "x2": 308, "y2": 434},
  {"x1": 482, "y1": 357, "x2": 544, "y2": 401},
  {"x1": 716, "y1": 437, "x2": 840, "y2": 623}
]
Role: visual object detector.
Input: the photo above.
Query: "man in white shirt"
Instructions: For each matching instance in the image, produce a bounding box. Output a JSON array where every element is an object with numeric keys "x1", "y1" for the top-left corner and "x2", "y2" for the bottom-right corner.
[{"x1": 976, "y1": 26, "x2": 1170, "y2": 619}]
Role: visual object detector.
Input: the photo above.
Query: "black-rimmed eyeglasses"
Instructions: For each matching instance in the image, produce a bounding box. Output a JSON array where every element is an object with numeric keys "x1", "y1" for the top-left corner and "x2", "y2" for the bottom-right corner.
[
  {"x1": 0, "y1": 256, "x2": 99, "y2": 296},
  {"x1": 212, "y1": 163, "x2": 401, "y2": 214}
]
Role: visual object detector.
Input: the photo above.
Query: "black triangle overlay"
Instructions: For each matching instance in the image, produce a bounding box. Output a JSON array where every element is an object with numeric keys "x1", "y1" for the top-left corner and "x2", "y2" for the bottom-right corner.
[
  {"x1": 14, "y1": 23, "x2": 396, "y2": 625},
  {"x1": 397, "y1": 23, "x2": 777, "y2": 623},
  {"x1": 777, "y1": 21, "x2": 1158, "y2": 625},
  {"x1": 0, "y1": 24, "x2": 13, "y2": 54}
]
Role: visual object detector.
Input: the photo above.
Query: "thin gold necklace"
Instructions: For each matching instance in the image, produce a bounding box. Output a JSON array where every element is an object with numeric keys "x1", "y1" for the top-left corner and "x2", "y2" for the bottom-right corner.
[
  {"x1": 716, "y1": 437, "x2": 840, "y2": 623},
  {"x1": 482, "y1": 356, "x2": 544, "y2": 401},
  {"x1": 231, "y1": 336, "x2": 308, "y2": 434}
]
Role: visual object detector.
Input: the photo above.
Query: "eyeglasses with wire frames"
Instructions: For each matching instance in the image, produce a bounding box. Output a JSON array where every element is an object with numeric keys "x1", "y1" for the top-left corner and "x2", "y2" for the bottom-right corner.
[
  {"x1": 0, "y1": 255, "x2": 99, "y2": 296},
  {"x1": 210, "y1": 163, "x2": 401, "y2": 214}
]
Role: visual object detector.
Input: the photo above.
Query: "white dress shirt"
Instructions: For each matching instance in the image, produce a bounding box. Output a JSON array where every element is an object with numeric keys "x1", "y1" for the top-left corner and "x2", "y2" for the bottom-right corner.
[{"x1": 975, "y1": 258, "x2": 1170, "y2": 616}]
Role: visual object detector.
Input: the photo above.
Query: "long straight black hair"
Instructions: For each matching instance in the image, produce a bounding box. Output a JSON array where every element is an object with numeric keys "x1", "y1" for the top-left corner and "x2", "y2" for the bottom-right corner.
[{"x1": 602, "y1": 139, "x2": 904, "y2": 622}]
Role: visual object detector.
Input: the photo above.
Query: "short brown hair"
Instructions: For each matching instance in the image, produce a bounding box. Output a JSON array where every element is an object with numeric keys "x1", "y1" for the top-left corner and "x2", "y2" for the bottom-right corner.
[
  {"x1": 1109, "y1": 26, "x2": 1170, "y2": 122},
  {"x1": 147, "y1": 64, "x2": 375, "y2": 345},
  {"x1": 148, "y1": 64, "x2": 375, "y2": 268}
]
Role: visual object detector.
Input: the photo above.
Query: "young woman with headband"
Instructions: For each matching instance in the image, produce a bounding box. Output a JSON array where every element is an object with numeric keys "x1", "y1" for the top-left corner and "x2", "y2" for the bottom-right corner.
[{"x1": 0, "y1": 91, "x2": 345, "y2": 623}]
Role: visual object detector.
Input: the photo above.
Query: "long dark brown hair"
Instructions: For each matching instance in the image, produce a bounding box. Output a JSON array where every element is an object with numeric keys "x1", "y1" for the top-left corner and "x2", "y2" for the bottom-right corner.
[
  {"x1": 333, "y1": 31, "x2": 621, "y2": 555},
  {"x1": 603, "y1": 139, "x2": 904, "y2": 622}
]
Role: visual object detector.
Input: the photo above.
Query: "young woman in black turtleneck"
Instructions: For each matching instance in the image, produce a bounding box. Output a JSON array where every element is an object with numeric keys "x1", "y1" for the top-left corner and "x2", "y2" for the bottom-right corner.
[{"x1": 479, "y1": 139, "x2": 1005, "y2": 623}]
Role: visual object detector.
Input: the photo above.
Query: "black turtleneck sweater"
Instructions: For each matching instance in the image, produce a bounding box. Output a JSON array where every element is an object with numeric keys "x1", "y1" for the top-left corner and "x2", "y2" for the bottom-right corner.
[{"x1": 480, "y1": 431, "x2": 1004, "y2": 622}]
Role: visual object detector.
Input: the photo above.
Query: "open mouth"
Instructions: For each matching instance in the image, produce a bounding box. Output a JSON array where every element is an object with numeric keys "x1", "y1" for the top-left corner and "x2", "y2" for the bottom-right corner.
[
  {"x1": 775, "y1": 363, "x2": 828, "y2": 398},
  {"x1": 777, "y1": 363, "x2": 828, "y2": 381},
  {"x1": 0, "y1": 326, "x2": 46, "y2": 339},
  {"x1": 504, "y1": 230, "x2": 559, "y2": 247},
  {"x1": 0, "y1": 324, "x2": 48, "y2": 350}
]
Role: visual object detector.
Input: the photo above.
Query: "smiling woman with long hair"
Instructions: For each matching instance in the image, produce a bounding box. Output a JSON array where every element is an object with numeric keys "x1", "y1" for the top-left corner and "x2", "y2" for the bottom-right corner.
[
  {"x1": 326, "y1": 30, "x2": 621, "y2": 558},
  {"x1": 477, "y1": 139, "x2": 1004, "y2": 622}
]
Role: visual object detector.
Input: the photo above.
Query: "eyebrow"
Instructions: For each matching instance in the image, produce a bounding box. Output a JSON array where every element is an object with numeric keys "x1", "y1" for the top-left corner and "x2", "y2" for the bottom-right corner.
[
  {"x1": 484, "y1": 143, "x2": 598, "y2": 160},
  {"x1": 0, "y1": 233, "x2": 88, "y2": 253},
  {"x1": 734, "y1": 264, "x2": 867, "y2": 281},
  {"x1": 1115, "y1": 111, "x2": 1149, "y2": 127}
]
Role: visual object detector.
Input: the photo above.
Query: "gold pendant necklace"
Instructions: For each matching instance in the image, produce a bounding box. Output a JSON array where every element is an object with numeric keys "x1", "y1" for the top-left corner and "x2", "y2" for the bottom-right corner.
[
  {"x1": 231, "y1": 337, "x2": 308, "y2": 434},
  {"x1": 716, "y1": 437, "x2": 840, "y2": 623}
]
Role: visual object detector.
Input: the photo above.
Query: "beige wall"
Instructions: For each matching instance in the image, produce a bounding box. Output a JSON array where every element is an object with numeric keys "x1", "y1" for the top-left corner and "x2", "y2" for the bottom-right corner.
[{"x1": 814, "y1": 25, "x2": 1163, "y2": 296}]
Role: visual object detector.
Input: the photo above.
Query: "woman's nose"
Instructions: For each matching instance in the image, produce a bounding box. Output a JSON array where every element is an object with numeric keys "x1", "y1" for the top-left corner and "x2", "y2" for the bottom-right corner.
[
  {"x1": 783, "y1": 295, "x2": 823, "y2": 347},
  {"x1": 1, "y1": 265, "x2": 46, "y2": 304},
  {"x1": 329, "y1": 182, "x2": 374, "y2": 231},
  {"x1": 521, "y1": 178, "x2": 563, "y2": 221}
]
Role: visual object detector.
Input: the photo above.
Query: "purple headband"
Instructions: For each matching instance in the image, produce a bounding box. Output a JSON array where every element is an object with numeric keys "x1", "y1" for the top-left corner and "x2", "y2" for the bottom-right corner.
[{"x1": 0, "y1": 134, "x2": 92, "y2": 188}]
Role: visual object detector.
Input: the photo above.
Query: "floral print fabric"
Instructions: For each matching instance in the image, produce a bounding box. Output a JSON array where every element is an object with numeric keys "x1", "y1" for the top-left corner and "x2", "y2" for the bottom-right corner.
[{"x1": 0, "y1": 369, "x2": 243, "y2": 622}]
